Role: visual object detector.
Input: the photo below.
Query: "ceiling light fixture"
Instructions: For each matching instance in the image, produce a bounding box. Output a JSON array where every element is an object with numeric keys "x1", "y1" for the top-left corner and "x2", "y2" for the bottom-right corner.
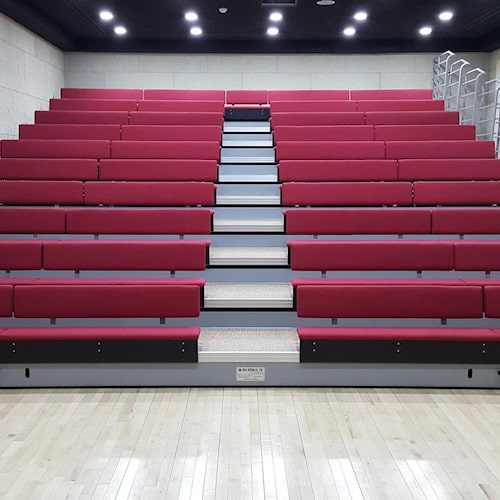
[
  {"x1": 190, "y1": 26, "x2": 203, "y2": 35},
  {"x1": 218, "y1": 7, "x2": 228, "y2": 14},
  {"x1": 343, "y1": 27, "x2": 356, "y2": 36},
  {"x1": 114, "y1": 26, "x2": 127, "y2": 35},
  {"x1": 419, "y1": 26, "x2": 432, "y2": 36},
  {"x1": 99, "y1": 10, "x2": 114, "y2": 21},
  {"x1": 270, "y1": 12, "x2": 283, "y2": 22},
  {"x1": 267, "y1": 27, "x2": 279, "y2": 36},
  {"x1": 439, "y1": 11, "x2": 453, "y2": 21},
  {"x1": 185, "y1": 11, "x2": 198, "y2": 21},
  {"x1": 353, "y1": 11, "x2": 368, "y2": 21},
  {"x1": 316, "y1": 0, "x2": 335, "y2": 5}
]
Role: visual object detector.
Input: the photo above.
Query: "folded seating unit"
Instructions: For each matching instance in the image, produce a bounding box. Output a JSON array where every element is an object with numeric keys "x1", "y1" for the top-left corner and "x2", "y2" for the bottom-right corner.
[
  {"x1": 1, "y1": 139, "x2": 111, "y2": 159},
  {"x1": 121, "y1": 125, "x2": 222, "y2": 142},
  {"x1": 269, "y1": 90, "x2": 350, "y2": 101},
  {"x1": 413, "y1": 181, "x2": 500, "y2": 206},
  {"x1": 99, "y1": 159, "x2": 218, "y2": 181},
  {"x1": 110, "y1": 141, "x2": 220, "y2": 160},
  {"x1": 143, "y1": 89, "x2": 225, "y2": 101},
  {"x1": 280, "y1": 181, "x2": 412, "y2": 206},
  {"x1": 83, "y1": 181, "x2": 216, "y2": 206},
  {"x1": 226, "y1": 90, "x2": 269, "y2": 105},
  {"x1": 454, "y1": 241, "x2": 500, "y2": 272},
  {"x1": 350, "y1": 89, "x2": 433, "y2": 100},
  {"x1": 356, "y1": 100, "x2": 444, "y2": 111},
  {"x1": 35, "y1": 110, "x2": 130, "y2": 125},
  {"x1": 298, "y1": 327, "x2": 500, "y2": 363},
  {"x1": 0, "y1": 240, "x2": 43, "y2": 271},
  {"x1": 278, "y1": 159, "x2": 398, "y2": 182},
  {"x1": 129, "y1": 112, "x2": 223, "y2": 126},
  {"x1": 0, "y1": 285, "x2": 13, "y2": 317},
  {"x1": 431, "y1": 208, "x2": 500, "y2": 234},
  {"x1": 0, "y1": 159, "x2": 98, "y2": 180},
  {"x1": 276, "y1": 141, "x2": 385, "y2": 160},
  {"x1": 385, "y1": 140, "x2": 495, "y2": 159},
  {"x1": 0, "y1": 326, "x2": 200, "y2": 363},
  {"x1": 0, "y1": 207, "x2": 66, "y2": 234},
  {"x1": 19, "y1": 124, "x2": 122, "y2": 140},
  {"x1": 50, "y1": 98, "x2": 139, "y2": 111},
  {"x1": 0, "y1": 180, "x2": 84, "y2": 205},
  {"x1": 365, "y1": 111, "x2": 460, "y2": 125},
  {"x1": 273, "y1": 125, "x2": 374, "y2": 142},
  {"x1": 137, "y1": 100, "x2": 225, "y2": 112},
  {"x1": 60, "y1": 88, "x2": 143, "y2": 99},
  {"x1": 271, "y1": 112, "x2": 365, "y2": 126},
  {"x1": 398, "y1": 159, "x2": 500, "y2": 181},
  {"x1": 374, "y1": 124, "x2": 476, "y2": 141},
  {"x1": 270, "y1": 101, "x2": 357, "y2": 112}
]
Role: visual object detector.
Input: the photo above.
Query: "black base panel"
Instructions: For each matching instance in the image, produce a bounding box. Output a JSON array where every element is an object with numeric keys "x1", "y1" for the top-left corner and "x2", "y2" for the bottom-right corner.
[
  {"x1": 0, "y1": 339, "x2": 198, "y2": 363},
  {"x1": 300, "y1": 339, "x2": 500, "y2": 364},
  {"x1": 224, "y1": 108, "x2": 271, "y2": 121}
]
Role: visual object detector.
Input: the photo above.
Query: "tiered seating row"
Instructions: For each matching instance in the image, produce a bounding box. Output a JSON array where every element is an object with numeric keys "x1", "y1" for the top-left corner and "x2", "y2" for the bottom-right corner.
[
  {"x1": 287, "y1": 240, "x2": 500, "y2": 273},
  {"x1": 0, "y1": 208, "x2": 214, "y2": 235},
  {"x1": 0, "y1": 240, "x2": 210, "y2": 272}
]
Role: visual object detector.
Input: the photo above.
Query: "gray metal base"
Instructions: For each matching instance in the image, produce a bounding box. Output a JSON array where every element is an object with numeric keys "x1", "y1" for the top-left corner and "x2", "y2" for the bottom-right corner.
[{"x1": 2, "y1": 362, "x2": 500, "y2": 388}]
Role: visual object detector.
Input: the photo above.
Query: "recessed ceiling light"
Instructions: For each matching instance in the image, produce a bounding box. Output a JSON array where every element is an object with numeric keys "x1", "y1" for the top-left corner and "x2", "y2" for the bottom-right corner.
[
  {"x1": 190, "y1": 26, "x2": 203, "y2": 36},
  {"x1": 114, "y1": 26, "x2": 127, "y2": 35},
  {"x1": 99, "y1": 10, "x2": 114, "y2": 21},
  {"x1": 316, "y1": 0, "x2": 335, "y2": 5},
  {"x1": 218, "y1": 7, "x2": 228, "y2": 14},
  {"x1": 419, "y1": 26, "x2": 432, "y2": 36},
  {"x1": 270, "y1": 12, "x2": 283, "y2": 22},
  {"x1": 185, "y1": 11, "x2": 198, "y2": 21},
  {"x1": 267, "y1": 27, "x2": 279, "y2": 36},
  {"x1": 353, "y1": 11, "x2": 368, "y2": 21},
  {"x1": 439, "y1": 11, "x2": 453, "y2": 21},
  {"x1": 343, "y1": 27, "x2": 356, "y2": 36}
]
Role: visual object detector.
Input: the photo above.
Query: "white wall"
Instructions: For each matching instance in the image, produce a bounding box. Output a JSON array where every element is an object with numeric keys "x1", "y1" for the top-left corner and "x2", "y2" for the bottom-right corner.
[{"x1": 0, "y1": 13, "x2": 64, "y2": 139}]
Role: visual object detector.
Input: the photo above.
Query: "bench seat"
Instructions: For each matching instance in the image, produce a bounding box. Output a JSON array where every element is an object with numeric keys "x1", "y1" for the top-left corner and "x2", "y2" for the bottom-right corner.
[
  {"x1": 83, "y1": 181, "x2": 216, "y2": 206},
  {"x1": 278, "y1": 160, "x2": 398, "y2": 182},
  {"x1": 268, "y1": 90, "x2": 350, "y2": 101},
  {"x1": 414, "y1": 181, "x2": 500, "y2": 206},
  {"x1": 0, "y1": 159, "x2": 98, "y2": 180},
  {"x1": 357, "y1": 100, "x2": 444, "y2": 112},
  {"x1": 0, "y1": 180, "x2": 84, "y2": 205},
  {"x1": 19, "y1": 124, "x2": 121, "y2": 140},
  {"x1": 60, "y1": 88, "x2": 143, "y2": 99},
  {"x1": 276, "y1": 141, "x2": 385, "y2": 160},
  {"x1": 281, "y1": 181, "x2": 412, "y2": 206},
  {"x1": 121, "y1": 125, "x2": 222, "y2": 142},
  {"x1": 270, "y1": 101, "x2": 357, "y2": 112},
  {"x1": 0, "y1": 240, "x2": 43, "y2": 271},
  {"x1": 35, "y1": 110, "x2": 130, "y2": 125},
  {"x1": 365, "y1": 111, "x2": 459, "y2": 125},
  {"x1": 398, "y1": 159, "x2": 500, "y2": 181},
  {"x1": 298, "y1": 327, "x2": 500, "y2": 363},
  {"x1": 0, "y1": 207, "x2": 66, "y2": 234},
  {"x1": 1, "y1": 140, "x2": 111, "y2": 159},
  {"x1": 50, "y1": 98, "x2": 138, "y2": 111},
  {"x1": 99, "y1": 159, "x2": 218, "y2": 181},
  {"x1": 129, "y1": 112, "x2": 223, "y2": 126},
  {"x1": 386, "y1": 140, "x2": 495, "y2": 159},
  {"x1": 351, "y1": 89, "x2": 433, "y2": 100},
  {"x1": 143, "y1": 89, "x2": 225, "y2": 100},
  {"x1": 273, "y1": 125, "x2": 374, "y2": 142},
  {"x1": 374, "y1": 124, "x2": 475, "y2": 141},
  {"x1": 0, "y1": 326, "x2": 199, "y2": 363},
  {"x1": 271, "y1": 112, "x2": 365, "y2": 126},
  {"x1": 110, "y1": 141, "x2": 220, "y2": 160},
  {"x1": 137, "y1": 100, "x2": 224, "y2": 112},
  {"x1": 431, "y1": 208, "x2": 500, "y2": 234}
]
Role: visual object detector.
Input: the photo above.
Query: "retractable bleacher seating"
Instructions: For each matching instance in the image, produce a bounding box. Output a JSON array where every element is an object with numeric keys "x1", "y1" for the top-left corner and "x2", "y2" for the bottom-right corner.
[{"x1": 1, "y1": 86, "x2": 500, "y2": 387}]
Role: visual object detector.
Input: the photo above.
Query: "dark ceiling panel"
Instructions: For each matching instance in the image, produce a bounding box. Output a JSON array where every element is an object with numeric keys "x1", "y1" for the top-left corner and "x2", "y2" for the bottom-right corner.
[{"x1": 1, "y1": 0, "x2": 499, "y2": 53}]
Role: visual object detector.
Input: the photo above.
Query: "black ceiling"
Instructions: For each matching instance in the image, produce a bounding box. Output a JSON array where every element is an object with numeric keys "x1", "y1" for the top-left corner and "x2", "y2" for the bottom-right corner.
[{"x1": 1, "y1": 0, "x2": 499, "y2": 54}]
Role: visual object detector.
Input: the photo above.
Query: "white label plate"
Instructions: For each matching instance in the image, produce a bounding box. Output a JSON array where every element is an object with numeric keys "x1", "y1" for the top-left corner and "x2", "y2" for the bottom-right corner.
[{"x1": 236, "y1": 367, "x2": 265, "y2": 382}]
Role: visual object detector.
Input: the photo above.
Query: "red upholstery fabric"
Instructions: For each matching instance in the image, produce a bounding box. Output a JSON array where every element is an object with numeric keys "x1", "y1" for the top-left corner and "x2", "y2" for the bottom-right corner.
[
  {"x1": 66, "y1": 208, "x2": 213, "y2": 234},
  {"x1": 0, "y1": 180, "x2": 84, "y2": 205},
  {"x1": 50, "y1": 98, "x2": 138, "y2": 111},
  {"x1": 0, "y1": 240, "x2": 43, "y2": 270},
  {"x1": 1, "y1": 139, "x2": 111, "y2": 159},
  {"x1": 296, "y1": 284, "x2": 484, "y2": 319},
  {"x1": 32, "y1": 277, "x2": 206, "y2": 287},
  {"x1": 281, "y1": 182, "x2": 412, "y2": 206},
  {"x1": 398, "y1": 159, "x2": 500, "y2": 181},
  {"x1": 138, "y1": 100, "x2": 224, "y2": 112},
  {"x1": 0, "y1": 207, "x2": 66, "y2": 234},
  {"x1": 357, "y1": 100, "x2": 444, "y2": 111},
  {"x1": 278, "y1": 159, "x2": 398, "y2": 181},
  {"x1": 226, "y1": 90, "x2": 268, "y2": 105},
  {"x1": 270, "y1": 101, "x2": 357, "y2": 112},
  {"x1": 273, "y1": 126, "x2": 374, "y2": 142},
  {"x1": 414, "y1": 181, "x2": 500, "y2": 205},
  {"x1": 351, "y1": 89, "x2": 433, "y2": 100},
  {"x1": 276, "y1": 141, "x2": 385, "y2": 160},
  {"x1": 43, "y1": 240, "x2": 210, "y2": 271},
  {"x1": 0, "y1": 286, "x2": 13, "y2": 317},
  {"x1": 454, "y1": 241, "x2": 500, "y2": 271},
  {"x1": 284, "y1": 208, "x2": 431, "y2": 234},
  {"x1": 35, "y1": 110, "x2": 130, "y2": 125},
  {"x1": 143, "y1": 89, "x2": 225, "y2": 100},
  {"x1": 129, "y1": 112, "x2": 222, "y2": 126},
  {"x1": 110, "y1": 141, "x2": 220, "y2": 160},
  {"x1": 19, "y1": 124, "x2": 121, "y2": 140},
  {"x1": 374, "y1": 125, "x2": 475, "y2": 141},
  {"x1": 287, "y1": 240, "x2": 455, "y2": 271},
  {"x1": 431, "y1": 209, "x2": 500, "y2": 234},
  {"x1": 386, "y1": 140, "x2": 495, "y2": 159},
  {"x1": 484, "y1": 287, "x2": 500, "y2": 318},
  {"x1": 0, "y1": 326, "x2": 200, "y2": 341},
  {"x1": 292, "y1": 278, "x2": 466, "y2": 287},
  {"x1": 297, "y1": 327, "x2": 500, "y2": 342},
  {"x1": 84, "y1": 181, "x2": 216, "y2": 206},
  {"x1": 14, "y1": 284, "x2": 200, "y2": 318},
  {"x1": 269, "y1": 90, "x2": 350, "y2": 100},
  {"x1": 271, "y1": 112, "x2": 365, "y2": 126},
  {"x1": 121, "y1": 125, "x2": 222, "y2": 142},
  {"x1": 60, "y1": 88, "x2": 143, "y2": 99},
  {"x1": 0, "y1": 158, "x2": 98, "y2": 180},
  {"x1": 99, "y1": 159, "x2": 218, "y2": 181},
  {"x1": 365, "y1": 111, "x2": 459, "y2": 125}
]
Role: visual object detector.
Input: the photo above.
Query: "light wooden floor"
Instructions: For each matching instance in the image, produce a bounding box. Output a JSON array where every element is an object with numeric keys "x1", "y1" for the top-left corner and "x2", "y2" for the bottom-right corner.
[{"x1": 1, "y1": 388, "x2": 500, "y2": 499}]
